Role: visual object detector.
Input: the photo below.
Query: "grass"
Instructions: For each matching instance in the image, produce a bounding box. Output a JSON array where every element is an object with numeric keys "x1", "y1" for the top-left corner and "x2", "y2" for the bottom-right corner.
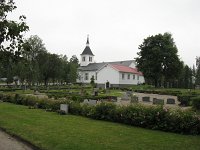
[{"x1": 0, "y1": 102, "x2": 200, "y2": 150}]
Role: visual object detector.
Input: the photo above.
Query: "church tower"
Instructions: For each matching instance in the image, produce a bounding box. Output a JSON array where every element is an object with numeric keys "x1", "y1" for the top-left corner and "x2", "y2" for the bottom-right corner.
[{"x1": 80, "y1": 35, "x2": 95, "y2": 66}]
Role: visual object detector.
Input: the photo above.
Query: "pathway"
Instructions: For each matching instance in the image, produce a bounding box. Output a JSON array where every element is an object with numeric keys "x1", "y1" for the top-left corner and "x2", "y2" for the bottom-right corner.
[{"x1": 0, "y1": 130, "x2": 33, "y2": 150}]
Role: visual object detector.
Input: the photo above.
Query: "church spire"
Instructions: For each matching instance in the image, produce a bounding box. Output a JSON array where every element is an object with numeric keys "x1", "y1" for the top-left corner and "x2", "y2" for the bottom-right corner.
[{"x1": 86, "y1": 34, "x2": 89, "y2": 46}]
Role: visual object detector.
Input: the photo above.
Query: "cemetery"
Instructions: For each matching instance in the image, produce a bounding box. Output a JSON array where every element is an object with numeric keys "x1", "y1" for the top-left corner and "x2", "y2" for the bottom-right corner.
[
  {"x1": 1, "y1": 0, "x2": 200, "y2": 149},
  {"x1": 0, "y1": 85, "x2": 200, "y2": 135}
]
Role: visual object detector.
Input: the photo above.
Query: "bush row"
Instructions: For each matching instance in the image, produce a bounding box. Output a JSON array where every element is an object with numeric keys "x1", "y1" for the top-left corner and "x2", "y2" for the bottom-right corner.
[
  {"x1": 69, "y1": 102, "x2": 200, "y2": 135},
  {"x1": 0, "y1": 93, "x2": 69, "y2": 111},
  {"x1": 134, "y1": 89, "x2": 182, "y2": 96},
  {"x1": 0, "y1": 93, "x2": 200, "y2": 135}
]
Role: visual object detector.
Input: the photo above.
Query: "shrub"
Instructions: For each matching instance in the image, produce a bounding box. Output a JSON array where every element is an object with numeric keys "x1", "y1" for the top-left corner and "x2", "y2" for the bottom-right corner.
[
  {"x1": 90, "y1": 102, "x2": 116, "y2": 121},
  {"x1": 177, "y1": 94, "x2": 194, "y2": 106},
  {"x1": 191, "y1": 96, "x2": 200, "y2": 110}
]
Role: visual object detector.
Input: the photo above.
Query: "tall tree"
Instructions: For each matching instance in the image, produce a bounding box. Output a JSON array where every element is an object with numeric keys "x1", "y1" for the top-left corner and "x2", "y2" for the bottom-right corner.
[
  {"x1": 21, "y1": 35, "x2": 47, "y2": 85},
  {"x1": 196, "y1": 57, "x2": 200, "y2": 85},
  {"x1": 135, "y1": 32, "x2": 182, "y2": 87},
  {"x1": 68, "y1": 55, "x2": 79, "y2": 83},
  {"x1": 0, "y1": 0, "x2": 29, "y2": 82}
]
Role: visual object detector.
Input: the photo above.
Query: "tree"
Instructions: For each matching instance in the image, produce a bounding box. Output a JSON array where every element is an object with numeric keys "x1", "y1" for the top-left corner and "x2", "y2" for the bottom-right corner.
[
  {"x1": 68, "y1": 55, "x2": 79, "y2": 83},
  {"x1": 196, "y1": 57, "x2": 200, "y2": 85},
  {"x1": 135, "y1": 32, "x2": 182, "y2": 87},
  {"x1": 183, "y1": 65, "x2": 193, "y2": 88},
  {"x1": 90, "y1": 75, "x2": 95, "y2": 88},
  {"x1": 0, "y1": 0, "x2": 29, "y2": 83}
]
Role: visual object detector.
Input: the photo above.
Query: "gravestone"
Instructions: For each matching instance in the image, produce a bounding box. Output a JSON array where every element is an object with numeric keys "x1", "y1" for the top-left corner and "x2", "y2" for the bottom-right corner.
[
  {"x1": 142, "y1": 97, "x2": 150, "y2": 102},
  {"x1": 121, "y1": 93, "x2": 130, "y2": 101},
  {"x1": 153, "y1": 98, "x2": 164, "y2": 105},
  {"x1": 117, "y1": 97, "x2": 121, "y2": 103},
  {"x1": 83, "y1": 99, "x2": 89, "y2": 104},
  {"x1": 88, "y1": 100, "x2": 97, "y2": 105},
  {"x1": 60, "y1": 104, "x2": 68, "y2": 114},
  {"x1": 126, "y1": 91, "x2": 133, "y2": 97},
  {"x1": 130, "y1": 94, "x2": 138, "y2": 103},
  {"x1": 167, "y1": 98, "x2": 175, "y2": 104}
]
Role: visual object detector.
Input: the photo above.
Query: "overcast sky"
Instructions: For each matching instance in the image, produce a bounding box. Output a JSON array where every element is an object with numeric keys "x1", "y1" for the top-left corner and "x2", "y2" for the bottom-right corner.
[{"x1": 11, "y1": 0, "x2": 200, "y2": 67}]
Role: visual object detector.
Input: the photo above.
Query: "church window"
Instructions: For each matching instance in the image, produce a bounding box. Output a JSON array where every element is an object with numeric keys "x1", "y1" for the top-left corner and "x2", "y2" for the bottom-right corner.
[
  {"x1": 127, "y1": 74, "x2": 130, "y2": 79},
  {"x1": 137, "y1": 75, "x2": 139, "y2": 80},
  {"x1": 85, "y1": 73, "x2": 88, "y2": 80},
  {"x1": 95, "y1": 72, "x2": 97, "y2": 80},
  {"x1": 82, "y1": 57, "x2": 85, "y2": 61},
  {"x1": 89, "y1": 57, "x2": 92, "y2": 62},
  {"x1": 133, "y1": 74, "x2": 135, "y2": 80},
  {"x1": 122, "y1": 73, "x2": 125, "y2": 80}
]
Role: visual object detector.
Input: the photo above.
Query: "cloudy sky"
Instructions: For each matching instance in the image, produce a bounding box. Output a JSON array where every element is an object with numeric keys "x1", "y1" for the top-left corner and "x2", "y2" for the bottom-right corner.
[{"x1": 11, "y1": 0, "x2": 200, "y2": 67}]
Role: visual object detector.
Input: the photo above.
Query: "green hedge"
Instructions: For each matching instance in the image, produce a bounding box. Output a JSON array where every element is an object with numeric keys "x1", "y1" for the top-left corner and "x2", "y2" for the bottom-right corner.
[
  {"x1": 191, "y1": 96, "x2": 200, "y2": 110},
  {"x1": 0, "y1": 93, "x2": 200, "y2": 135},
  {"x1": 134, "y1": 89, "x2": 182, "y2": 96}
]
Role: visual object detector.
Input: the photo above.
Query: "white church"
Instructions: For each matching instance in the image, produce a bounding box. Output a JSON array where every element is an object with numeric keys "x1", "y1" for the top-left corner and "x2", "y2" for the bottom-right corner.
[{"x1": 77, "y1": 36, "x2": 145, "y2": 88}]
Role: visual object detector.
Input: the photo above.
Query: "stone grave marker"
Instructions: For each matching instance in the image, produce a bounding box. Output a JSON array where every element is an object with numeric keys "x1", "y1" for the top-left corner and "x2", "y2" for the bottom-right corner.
[
  {"x1": 126, "y1": 91, "x2": 133, "y2": 97},
  {"x1": 83, "y1": 99, "x2": 89, "y2": 104},
  {"x1": 60, "y1": 104, "x2": 68, "y2": 114},
  {"x1": 88, "y1": 100, "x2": 97, "y2": 105},
  {"x1": 142, "y1": 97, "x2": 150, "y2": 102},
  {"x1": 121, "y1": 93, "x2": 130, "y2": 101},
  {"x1": 153, "y1": 98, "x2": 164, "y2": 105},
  {"x1": 130, "y1": 94, "x2": 138, "y2": 103},
  {"x1": 167, "y1": 98, "x2": 175, "y2": 104}
]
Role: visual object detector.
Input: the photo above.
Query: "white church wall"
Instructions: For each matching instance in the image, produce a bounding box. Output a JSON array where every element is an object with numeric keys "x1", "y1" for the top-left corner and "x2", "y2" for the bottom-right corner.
[
  {"x1": 80, "y1": 55, "x2": 94, "y2": 66},
  {"x1": 119, "y1": 72, "x2": 139, "y2": 85},
  {"x1": 77, "y1": 71, "x2": 96, "y2": 83},
  {"x1": 97, "y1": 65, "x2": 119, "y2": 85}
]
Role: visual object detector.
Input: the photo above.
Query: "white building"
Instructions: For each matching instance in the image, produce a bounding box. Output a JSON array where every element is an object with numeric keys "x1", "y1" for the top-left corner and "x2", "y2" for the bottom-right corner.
[{"x1": 77, "y1": 36, "x2": 145, "y2": 88}]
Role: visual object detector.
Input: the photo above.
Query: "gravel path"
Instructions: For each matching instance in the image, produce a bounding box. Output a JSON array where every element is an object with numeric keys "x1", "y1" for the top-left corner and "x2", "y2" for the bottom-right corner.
[{"x1": 0, "y1": 130, "x2": 33, "y2": 150}]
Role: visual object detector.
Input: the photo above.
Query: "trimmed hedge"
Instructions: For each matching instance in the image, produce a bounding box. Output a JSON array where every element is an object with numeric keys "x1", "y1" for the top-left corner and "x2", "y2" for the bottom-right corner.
[
  {"x1": 0, "y1": 93, "x2": 200, "y2": 135},
  {"x1": 134, "y1": 89, "x2": 182, "y2": 96}
]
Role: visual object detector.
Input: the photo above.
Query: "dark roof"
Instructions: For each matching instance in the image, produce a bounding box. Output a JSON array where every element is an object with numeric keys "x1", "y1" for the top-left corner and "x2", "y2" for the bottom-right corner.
[
  {"x1": 79, "y1": 62, "x2": 105, "y2": 71},
  {"x1": 108, "y1": 60, "x2": 135, "y2": 66},
  {"x1": 81, "y1": 46, "x2": 94, "y2": 56},
  {"x1": 78, "y1": 60, "x2": 135, "y2": 71}
]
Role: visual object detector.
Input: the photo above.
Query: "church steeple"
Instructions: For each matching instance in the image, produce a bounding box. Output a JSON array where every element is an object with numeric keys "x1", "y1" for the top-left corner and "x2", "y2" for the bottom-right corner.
[
  {"x1": 86, "y1": 34, "x2": 89, "y2": 46},
  {"x1": 81, "y1": 35, "x2": 94, "y2": 56},
  {"x1": 80, "y1": 35, "x2": 95, "y2": 66}
]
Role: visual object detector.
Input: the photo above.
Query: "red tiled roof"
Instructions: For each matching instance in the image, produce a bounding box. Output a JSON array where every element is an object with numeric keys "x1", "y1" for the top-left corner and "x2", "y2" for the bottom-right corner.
[{"x1": 111, "y1": 64, "x2": 143, "y2": 76}]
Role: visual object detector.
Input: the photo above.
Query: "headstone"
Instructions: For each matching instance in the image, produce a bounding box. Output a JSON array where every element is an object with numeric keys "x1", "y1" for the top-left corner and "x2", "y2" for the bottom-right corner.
[
  {"x1": 167, "y1": 98, "x2": 175, "y2": 104},
  {"x1": 153, "y1": 98, "x2": 164, "y2": 105},
  {"x1": 117, "y1": 97, "x2": 121, "y2": 103},
  {"x1": 126, "y1": 91, "x2": 133, "y2": 97},
  {"x1": 34, "y1": 90, "x2": 40, "y2": 95},
  {"x1": 83, "y1": 99, "x2": 89, "y2": 104},
  {"x1": 121, "y1": 93, "x2": 130, "y2": 101},
  {"x1": 142, "y1": 97, "x2": 150, "y2": 102},
  {"x1": 131, "y1": 94, "x2": 138, "y2": 103},
  {"x1": 88, "y1": 100, "x2": 97, "y2": 105},
  {"x1": 60, "y1": 104, "x2": 68, "y2": 114}
]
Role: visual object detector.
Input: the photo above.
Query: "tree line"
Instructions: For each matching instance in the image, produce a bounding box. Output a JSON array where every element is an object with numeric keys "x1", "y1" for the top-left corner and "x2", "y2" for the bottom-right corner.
[
  {"x1": 0, "y1": 1, "x2": 78, "y2": 86},
  {"x1": 0, "y1": 35, "x2": 79, "y2": 86},
  {"x1": 136, "y1": 32, "x2": 200, "y2": 88}
]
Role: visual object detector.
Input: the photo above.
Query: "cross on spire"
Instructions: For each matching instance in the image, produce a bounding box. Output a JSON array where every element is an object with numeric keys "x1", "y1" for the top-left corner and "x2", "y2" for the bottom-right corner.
[{"x1": 86, "y1": 34, "x2": 89, "y2": 46}]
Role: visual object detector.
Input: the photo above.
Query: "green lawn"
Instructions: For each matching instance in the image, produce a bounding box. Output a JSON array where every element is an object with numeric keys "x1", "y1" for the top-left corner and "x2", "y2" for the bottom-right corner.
[{"x1": 0, "y1": 102, "x2": 200, "y2": 150}]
